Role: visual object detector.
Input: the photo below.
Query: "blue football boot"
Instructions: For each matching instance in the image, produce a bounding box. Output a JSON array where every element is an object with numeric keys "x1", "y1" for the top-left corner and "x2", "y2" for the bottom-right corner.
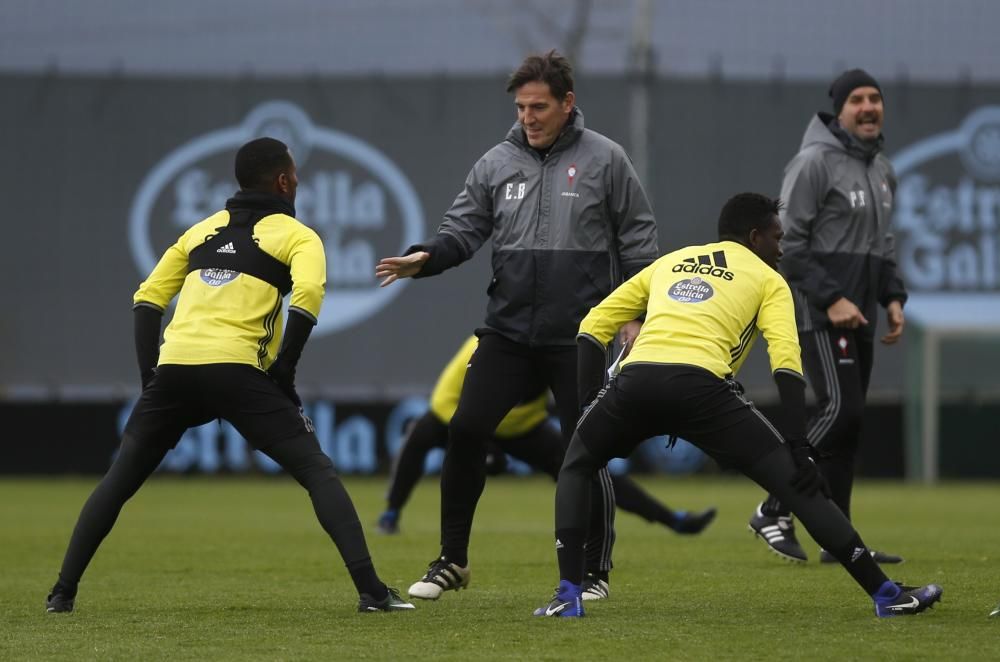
[
  {"x1": 872, "y1": 580, "x2": 942, "y2": 617},
  {"x1": 533, "y1": 580, "x2": 584, "y2": 618}
]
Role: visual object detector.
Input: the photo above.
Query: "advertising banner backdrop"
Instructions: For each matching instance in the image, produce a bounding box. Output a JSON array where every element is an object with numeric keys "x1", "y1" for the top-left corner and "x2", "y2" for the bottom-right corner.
[
  {"x1": 3, "y1": 397, "x2": 908, "y2": 477},
  {"x1": 893, "y1": 106, "x2": 1000, "y2": 296},
  {"x1": 3, "y1": 74, "x2": 1000, "y2": 402},
  {"x1": 129, "y1": 100, "x2": 426, "y2": 338}
]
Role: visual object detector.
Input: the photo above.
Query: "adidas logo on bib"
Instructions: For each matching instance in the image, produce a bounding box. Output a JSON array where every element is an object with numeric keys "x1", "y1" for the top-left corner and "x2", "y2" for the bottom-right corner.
[
  {"x1": 216, "y1": 242, "x2": 236, "y2": 254},
  {"x1": 672, "y1": 250, "x2": 734, "y2": 281}
]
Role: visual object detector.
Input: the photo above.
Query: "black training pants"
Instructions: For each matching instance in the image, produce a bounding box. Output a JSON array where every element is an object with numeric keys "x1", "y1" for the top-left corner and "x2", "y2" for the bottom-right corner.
[
  {"x1": 386, "y1": 410, "x2": 680, "y2": 535},
  {"x1": 763, "y1": 328, "x2": 874, "y2": 519},
  {"x1": 439, "y1": 331, "x2": 616, "y2": 572},
  {"x1": 54, "y1": 364, "x2": 378, "y2": 596},
  {"x1": 385, "y1": 411, "x2": 565, "y2": 511},
  {"x1": 555, "y1": 364, "x2": 889, "y2": 594}
]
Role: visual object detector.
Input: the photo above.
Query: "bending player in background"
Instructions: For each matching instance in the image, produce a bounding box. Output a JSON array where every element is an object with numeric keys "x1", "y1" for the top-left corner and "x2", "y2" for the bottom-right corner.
[
  {"x1": 377, "y1": 338, "x2": 717, "y2": 575},
  {"x1": 534, "y1": 193, "x2": 941, "y2": 619}
]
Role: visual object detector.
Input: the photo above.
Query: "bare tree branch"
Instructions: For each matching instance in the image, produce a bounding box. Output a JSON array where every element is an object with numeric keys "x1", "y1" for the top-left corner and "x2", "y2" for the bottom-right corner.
[{"x1": 563, "y1": 0, "x2": 593, "y2": 65}]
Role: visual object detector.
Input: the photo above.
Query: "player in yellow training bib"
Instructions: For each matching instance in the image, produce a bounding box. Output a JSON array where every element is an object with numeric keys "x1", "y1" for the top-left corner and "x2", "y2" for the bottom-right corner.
[
  {"x1": 533, "y1": 192, "x2": 942, "y2": 619},
  {"x1": 377, "y1": 336, "x2": 717, "y2": 559},
  {"x1": 46, "y1": 138, "x2": 413, "y2": 615}
]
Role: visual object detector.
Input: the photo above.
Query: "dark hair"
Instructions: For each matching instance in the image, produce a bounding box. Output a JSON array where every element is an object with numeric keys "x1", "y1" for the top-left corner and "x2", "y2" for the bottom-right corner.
[
  {"x1": 234, "y1": 137, "x2": 292, "y2": 190},
  {"x1": 506, "y1": 49, "x2": 574, "y2": 100},
  {"x1": 717, "y1": 193, "x2": 782, "y2": 242}
]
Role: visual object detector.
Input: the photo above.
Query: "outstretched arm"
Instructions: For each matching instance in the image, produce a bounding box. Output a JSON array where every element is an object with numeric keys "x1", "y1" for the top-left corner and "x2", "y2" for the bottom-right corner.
[
  {"x1": 376, "y1": 251, "x2": 430, "y2": 287},
  {"x1": 377, "y1": 155, "x2": 496, "y2": 287}
]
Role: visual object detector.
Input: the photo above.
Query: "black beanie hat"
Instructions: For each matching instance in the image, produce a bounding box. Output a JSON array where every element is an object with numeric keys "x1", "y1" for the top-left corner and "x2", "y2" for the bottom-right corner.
[{"x1": 829, "y1": 68, "x2": 882, "y2": 115}]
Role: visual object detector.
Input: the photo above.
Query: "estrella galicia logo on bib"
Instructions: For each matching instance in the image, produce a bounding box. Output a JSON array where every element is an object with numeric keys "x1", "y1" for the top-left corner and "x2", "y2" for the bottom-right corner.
[
  {"x1": 129, "y1": 101, "x2": 424, "y2": 337},
  {"x1": 668, "y1": 276, "x2": 714, "y2": 303},
  {"x1": 200, "y1": 268, "x2": 239, "y2": 287}
]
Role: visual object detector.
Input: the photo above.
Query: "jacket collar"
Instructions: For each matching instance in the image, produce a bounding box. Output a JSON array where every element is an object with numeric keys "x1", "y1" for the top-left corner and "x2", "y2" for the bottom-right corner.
[
  {"x1": 225, "y1": 190, "x2": 296, "y2": 220},
  {"x1": 801, "y1": 112, "x2": 883, "y2": 163}
]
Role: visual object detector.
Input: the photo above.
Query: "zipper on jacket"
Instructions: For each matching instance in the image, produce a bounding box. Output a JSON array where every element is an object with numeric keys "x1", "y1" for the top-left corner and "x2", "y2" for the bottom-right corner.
[
  {"x1": 533, "y1": 157, "x2": 546, "y2": 341},
  {"x1": 535, "y1": 158, "x2": 545, "y2": 231},
  {"x1": 866, "y1": 168, "x2": 886, "y2": 253}
]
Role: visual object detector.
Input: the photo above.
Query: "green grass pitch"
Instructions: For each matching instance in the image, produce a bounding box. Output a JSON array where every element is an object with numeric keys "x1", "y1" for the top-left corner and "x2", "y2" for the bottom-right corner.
[{"x1": 3, "y1": 475, "x2": 999, "y2": 660}]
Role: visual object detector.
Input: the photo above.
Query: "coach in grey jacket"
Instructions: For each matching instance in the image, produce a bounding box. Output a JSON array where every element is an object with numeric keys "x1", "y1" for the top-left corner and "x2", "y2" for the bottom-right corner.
[
  {"x1": 378, "y1": 50, "x2": 658, "y2": 602},
  {"x1": 383, "y1": 89, "x2": 656, "y2": 346},
  {"x1": 749, "y1": 69, "x2": 907, "y2": 566}
]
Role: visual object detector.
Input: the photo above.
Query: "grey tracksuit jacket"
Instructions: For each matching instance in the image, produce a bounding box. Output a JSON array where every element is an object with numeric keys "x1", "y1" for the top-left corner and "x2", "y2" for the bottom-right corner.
[
  {"x1": 779, "y1": 112, "x2": 908, "y2": 335},
  {"x1": 411, "y1": 108, "x2": 659, "y2": 346}
]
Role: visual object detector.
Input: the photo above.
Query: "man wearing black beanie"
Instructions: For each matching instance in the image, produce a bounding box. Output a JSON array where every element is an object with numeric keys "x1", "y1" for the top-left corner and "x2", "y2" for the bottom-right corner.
[
  {"x1": 829, "y1": 68, "x2": 883, "y2": 117},
  {"x1": 748, "y1": 69, "x2": 908, "y2": 565}
]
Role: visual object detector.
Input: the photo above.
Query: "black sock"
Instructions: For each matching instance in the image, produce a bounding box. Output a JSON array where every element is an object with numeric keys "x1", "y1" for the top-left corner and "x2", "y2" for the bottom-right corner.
[
  {"x1": 347, "y1": 559, "x2": 387, "y2": 599},
  {"x1": 440, "y1": 549, "x2": 468, "y2": 568},
  {"x1": 51, "y1": 575, "x2": 78, "y2": 599},
  {"x1": 760, "y1": 495, "x2": 789, "y2": 518},
  {"x1": 556, "y1": 528, "x2": 587, "y2": 586},
  {"x1": 827, "y1": 534, "x2": 888, "y2": 594}
]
